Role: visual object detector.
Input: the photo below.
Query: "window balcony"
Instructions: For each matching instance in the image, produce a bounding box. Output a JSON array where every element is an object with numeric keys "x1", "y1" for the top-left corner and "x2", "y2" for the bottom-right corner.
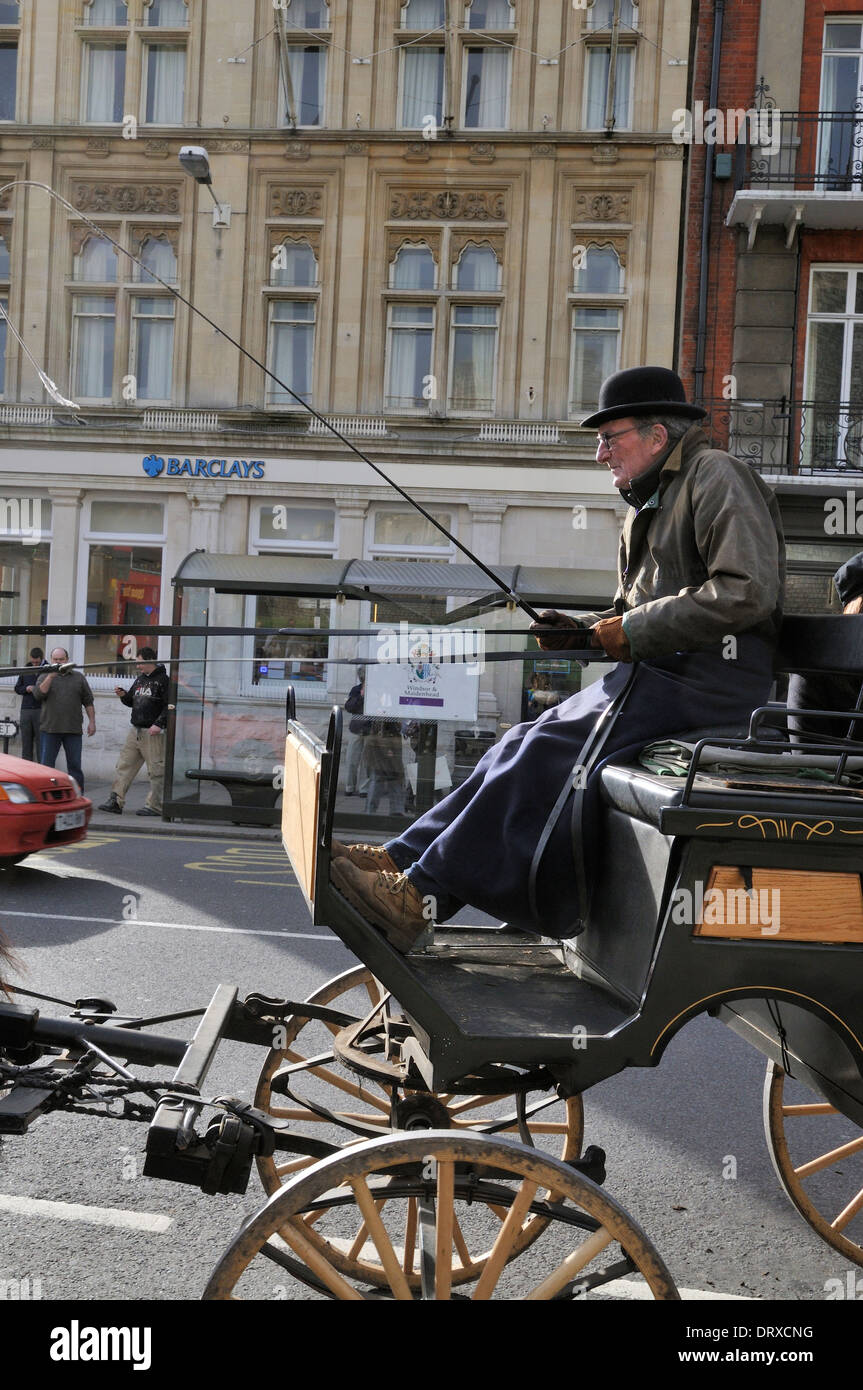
[{"x1": 706, "y1": 397, "x2": 863, "y2": 477}]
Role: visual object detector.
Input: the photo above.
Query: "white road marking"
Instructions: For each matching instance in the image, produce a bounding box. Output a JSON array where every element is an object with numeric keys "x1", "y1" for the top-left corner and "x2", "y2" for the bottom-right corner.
[
  {"x1": 0, "y1": 909, "x2": 339, "y2": 942},
  {"x1": 0, "y1": 1194, "x2": 172, "y2": 1233},
  {"x1": 590, "y1": 1278, "x2": 754, "y2": 1301}
]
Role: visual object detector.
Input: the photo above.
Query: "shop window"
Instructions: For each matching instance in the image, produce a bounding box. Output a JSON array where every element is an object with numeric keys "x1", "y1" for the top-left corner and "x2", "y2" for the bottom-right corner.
[
  {"x1": 270, "y1": 239, "x2": 318, "y2": 288},
  {"x1": 374, "y1": 510, "x2": 452, "y2": 547},
  {"x1": 248, "y1": 506, "x2": 336, "y2": 688},
  {"x1": 462, "y1": 45, "x2": 510, "y2": 128},
  {"x1": 369, "y1": 512, "x2": 454, "y2": 622},
  {"x1": 256, "y1": 504, "x2": 334, "y2": 544},
  {"x1": 266, "y1": 298, "x2": 316, "y2": 406},
  {"x1": 584, "y1": 44, "x2": 634, "y2": 130},
  {"x1": 83, "y1": 501, "x2": 164, "y2": 671},
  {"x1": 0, "y1": 533, "x2": 52, "y2": 672},
  {"x1": 90, "y1": 500, "x2": 164, "y2": 534}
]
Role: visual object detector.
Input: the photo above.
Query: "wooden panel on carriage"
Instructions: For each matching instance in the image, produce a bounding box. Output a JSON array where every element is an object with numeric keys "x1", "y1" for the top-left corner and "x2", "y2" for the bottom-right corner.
[
  {"x1": 693, "y1": 866, "x2": 863, "y2": 941},
  {"x1": 281, "y1": 725, "x2": 322, "y2": 911}
]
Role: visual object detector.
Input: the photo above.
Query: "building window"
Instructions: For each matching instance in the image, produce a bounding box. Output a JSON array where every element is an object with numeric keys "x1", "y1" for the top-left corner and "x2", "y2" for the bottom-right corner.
[
  {"x1": 803, "y1": 266, "x2": 863, "y2": 469},
  {"x1": 574, "y1": 243, "x2": 624, "y2": 294},
  {"x1": 85, "y1": 0, "x2": 127, "y2": 22},
  {"x1": 462, "y1": 45, "x2": 510, "y2": 128},
  {"x1": 267, "y1": 299, "x2": 316, "y2": 406},
  {"x1": 0, "y1": 229, "x2": 9, "y2": 396},
  {"x1": 401, "y1": 0, "x2": 445, "y2": 28},
  {"x1": 81, "y1": 43, "x2": 126, "y2": 121},
  {"x1": 280, "y1": 45, "x2": 326, "y2": 126},
  {"x1": 0, "y1": 1, "x2": 20, "y2": 20},
  {"x1": 0, "y1": 520, "x2": 52, "y2": 672},
  {"x1": 270, "y1": 238, "x2": 318, "y2": 287},
  {"x1": 368, "y1": 509, "x2": 453, "y2": 624},
  {"x1": 285, "y1": 0, "x2": 329, "y2": 27},
  {"x1": 585, "y1": 0, "x2": 637, "y2": 30},
  {"x1": 584, "y1": 44, "x2": 634, "y2": 130},
  {"x1": 390, "y1": 243, "x2": 437, "y2": 290},
  {"x1": 68, "y1": 230, "x2": 179, "y2": 404},
  {"x1": 449, "y1": 304, "x2": 498, "y2": 412},
  {"x1": 0, "y1": 43, "x2": 16, "y2": 120},
  {"x1": 386, "y1": 304, "x2": 435, "y2": 410},
  {"x1": 569, "y1": 244, "x2": 624, "y2": 414},
  {"x1": 82, "y1": 499, "x2": 164, "y2": 672},
  {"x1": 143, "y1": 44, "x2": 186, "y2": 122},
  {"x1": 248, "y1": 504, "x2": 336, "y2": 689},
  {"x1": 819, "y1": 21, "x2": 863, "y2": 190},
  {"x1": 399, "y1": 44, "x2": 445, "y2": 128},
  {"x1": 453, "y1": 242, "x2": 500, "y2": 290},
  {"x1": 146, "y1": 0, "x2": 187, "y2": 24},
  {"x1": 466, "y1": 1, "x2": 514, "y2": 29}
]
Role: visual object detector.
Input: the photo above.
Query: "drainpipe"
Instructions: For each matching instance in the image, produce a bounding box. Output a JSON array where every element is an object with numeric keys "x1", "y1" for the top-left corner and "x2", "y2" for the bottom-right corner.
[{"x1": 694, "y1": 0, "x2": 725, "y2": 404}]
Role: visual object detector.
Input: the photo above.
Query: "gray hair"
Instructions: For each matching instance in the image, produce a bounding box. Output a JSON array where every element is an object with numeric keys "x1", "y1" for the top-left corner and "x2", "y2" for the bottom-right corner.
[{"x1": 635, "y1": 415, "x2": 692, "y2": 448}]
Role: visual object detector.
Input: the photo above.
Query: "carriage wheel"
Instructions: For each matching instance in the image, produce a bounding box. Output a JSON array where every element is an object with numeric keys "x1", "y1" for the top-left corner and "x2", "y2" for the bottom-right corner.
[
  {"x1": 253, "y1": 965, "x2": 584, "y2": 1286},
  {"x1": 205, "y1": 1130, "x2": 678, "y2": 1301},
  {"x1": 764, "y1": 1061, "x2": 863, "y2": 1266}
]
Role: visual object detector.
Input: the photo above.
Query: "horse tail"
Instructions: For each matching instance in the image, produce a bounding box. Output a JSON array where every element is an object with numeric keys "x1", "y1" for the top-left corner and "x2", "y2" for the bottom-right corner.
[{"x1": 0, "y1": 929, "x2": 21, "y2": 999}]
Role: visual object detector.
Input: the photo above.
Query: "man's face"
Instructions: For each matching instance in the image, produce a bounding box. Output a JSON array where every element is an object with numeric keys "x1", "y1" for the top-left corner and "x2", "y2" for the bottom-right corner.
[
  {"x1": 49, "y1": 648, "x2": 67, "y2": 665},
  {"x1": 136, "y1": 658, "x2": 156, "y2": 675},
  {"x1": 596, "y1": 417, "x2": 668, "y2": 489}
]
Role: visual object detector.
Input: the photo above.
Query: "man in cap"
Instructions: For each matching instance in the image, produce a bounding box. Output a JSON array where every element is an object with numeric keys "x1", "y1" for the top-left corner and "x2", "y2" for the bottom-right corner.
[
  {"x1": 332, "y1": 366, "x2": 786, "y2": 951},
  {"x1": 98, "y1": 647, "x2": 169, "y2": 818}
]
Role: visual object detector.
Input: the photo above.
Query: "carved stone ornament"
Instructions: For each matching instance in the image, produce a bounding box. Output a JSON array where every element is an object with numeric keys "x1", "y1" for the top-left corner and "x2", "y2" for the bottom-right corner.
[
  {"x1": 655, "y1": 143, "x2": 685, "y2": 160},
  {"x1": 389, "y1": 188, "x2": 507, "y2": 220},
  {"x1": 0, "y1": 220, "x2": 11, "y2": 250},
  {"x1": 578, "y1": 235, "x2": 627, "y2": 268},
  {"x1": 272, "y1": 227, "x2": 322, "y2": 254},
  {"x1": 143, "y1": 139, "x2": 170, "y2": 158},
  {"x1": 0, "y1": 183, "x2": 13, "y2": 210},
  {"x1": 404, "y1": 142, "x2": 432, "y2": 162},
  {"x1": 211, "y1": 139, "x2": 249, "y2": 153},
  {"x1": 72, "y1": 182, "x2": 182, "y2": 214},
  {"x1": 284, "y1": 140, "x2": 311, "y2": 161},
  {"x1": 449, "y1": 231, "x2": 505, "y2": 265},
  {"x1": 269, "y1": 186, "x2": 324, "y2": 218},
  {"x1": 591, "y1": 144, "x2": 620, "y2": 164},
  {"x1": 346, "y1": 141, "x2": 368, "y2": 156},
  {"x1": 468, "y1": 142, "x2": 496, "y2": 163},
  {"x1": 573, "y1": 190, "x2": 632, "y2": 222},
  {"x1": 85, "y1": 138, "x2": 112, "y2": 159},
  {"x1": 131, "y1": 226, "x2": 180, "y2": 256},
  {"x1": 385, "y1": 229, "x2": 441, "y2": 262},
  {"x1": 31, "y1": 136, "x2": 55, "y2": 149},
  {"x1": 531, "y1": 143, "x2": 555, "y2": 157}
]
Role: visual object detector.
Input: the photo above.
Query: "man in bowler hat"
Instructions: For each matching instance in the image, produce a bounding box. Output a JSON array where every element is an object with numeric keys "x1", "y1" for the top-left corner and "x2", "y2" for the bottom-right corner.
[{"x1": 331, "y1": 366, "x2": 786, "y2": 952}]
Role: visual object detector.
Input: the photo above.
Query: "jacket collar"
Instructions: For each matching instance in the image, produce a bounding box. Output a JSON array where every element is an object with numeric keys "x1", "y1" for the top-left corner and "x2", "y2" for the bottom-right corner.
[{"x1": 618, "y1": 424, "x2": 708, "y2": 509}]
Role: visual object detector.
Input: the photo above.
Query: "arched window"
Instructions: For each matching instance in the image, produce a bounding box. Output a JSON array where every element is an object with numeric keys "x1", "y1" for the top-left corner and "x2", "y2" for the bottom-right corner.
[
  {"x1": 85, "y1": 0, "x2": 126, "y2": 22},
  {"x1": 574, "y1": 245, "x2": 623, "y2": 294},
  {"x1": 454, "y1": 243, "x2": 500, "y2": 290},
  {"x1": 76, "y1": 235, "x2": 119, "y2": 282},
  {"x1": 466, "y1": 0, "x2": 514, "y2": 29},
  {"x1": 0, "y1": 235, "x2": 9, "y2": 280},
  {"x1": 390, "y1": 244, "x2": 436, "y2": 290},
  {"x1": 270, "y1": 240, "x2": 318, "y2": 287},
  {"x1": 401, "y1": 0, "x2": 445, "y2": 29},
  {"x1": 138, "y1": 235, "x2": 177, "y2": 284},
  {"x1": 146, "y1": 0, "x2": 187, "y2": 24}
]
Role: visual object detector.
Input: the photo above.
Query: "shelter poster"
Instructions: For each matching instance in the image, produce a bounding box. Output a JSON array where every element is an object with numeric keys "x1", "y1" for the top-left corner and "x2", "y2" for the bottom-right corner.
[{"x1": 365, "y1": 639, "x2": 479, "y2": 723}]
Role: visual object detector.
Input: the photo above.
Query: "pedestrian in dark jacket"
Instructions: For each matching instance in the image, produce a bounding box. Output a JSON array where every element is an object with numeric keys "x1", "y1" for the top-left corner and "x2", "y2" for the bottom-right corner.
[
  {"x1": 99, "y1": 648, "x2": 169, "y2": 817},
  {"x1": 14, "y1": 647, "x2": 47, "y2": 760},
  {"x1": 34, "y1": 647, "x2": 96, "y2": 790}
]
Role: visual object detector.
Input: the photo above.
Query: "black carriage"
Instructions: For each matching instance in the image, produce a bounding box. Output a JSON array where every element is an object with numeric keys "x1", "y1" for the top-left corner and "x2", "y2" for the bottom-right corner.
[{"x1": 2, "y1": 614, "x2": 863, "y2": 1300}]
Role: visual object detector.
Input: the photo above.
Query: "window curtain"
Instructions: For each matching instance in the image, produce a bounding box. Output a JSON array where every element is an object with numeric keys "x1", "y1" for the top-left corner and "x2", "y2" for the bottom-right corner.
[
  {"x1": 0, "y1": 43, "x2": 16, "y2": 120},
  {"x1": 79, "y1": 236, "x2": 118, "y2": 281},
  {"x1": 0, "y1": 297, "x2": 6, "y2": 396},
  {"x1": 402, "y1": 0, "x2": 444, "y2": 29},
  {"x1": 146, "y1": 45, "x2": 185, "y2": 122},
  {"x1": 387, "y1": 312, "x2": 433, "y2": 407},
  {"x1": 134, "y1": 300, "x2": 174, "y2": 399},
  {"x1": 285, "y1": 46, "x2": 325, "y2": 125},
  {"x1": 571, "y1": 309, "x2": 620, "y2": 410},
  {"x1": 85, "y1": 45, "x2": 125, "y2": 122},
  {"x1": 464, "y1": 47, "x2": 509, "y2": 127},
  {"x1": 455, "y1": 247, "x2": 499, "y2": 289},
  {"x1": 270, "y1": 303, "x2": 314, "y2": 401},
  {"x1": 468, "y1": 1, "x2": 513, "y2": 29},
  {"x1": 148, "y1": 0, "x2": 187, "y2": 23},
  {"x1": 87, "y1": 0, "x2": 126, "y2": 23},
  {"x1": 585, "y1": 46, "x2": 632, "y2": 129},
  {"x1": 818, "y1": 54, "x2": 861, "y2": 186},
  {"x1": 74, "y1": 297, "x2": 115, "y2": 398},
  {"x1": 139, "y1": 238, "x2": 177, "y2": 283},
  {"x1": 401, "y1": 47, "x2": 444, "y2": 127},
  {"x1": 450, "y1": 308, "x2": 496, "y2": 410},
  {"x1": 392, "y1": 247, "x2": 436, "y2": 289}
]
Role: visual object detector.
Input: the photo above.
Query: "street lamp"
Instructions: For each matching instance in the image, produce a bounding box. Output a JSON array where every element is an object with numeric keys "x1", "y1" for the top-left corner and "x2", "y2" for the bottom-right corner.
[{"x1": 178, "y1": 146, "x2": 231, "y2": 229}]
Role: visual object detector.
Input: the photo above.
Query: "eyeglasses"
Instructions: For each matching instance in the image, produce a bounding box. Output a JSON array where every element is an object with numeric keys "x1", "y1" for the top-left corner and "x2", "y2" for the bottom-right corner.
[{"x1": 596, "y1": 425, "x2": 641, "y2": 451}]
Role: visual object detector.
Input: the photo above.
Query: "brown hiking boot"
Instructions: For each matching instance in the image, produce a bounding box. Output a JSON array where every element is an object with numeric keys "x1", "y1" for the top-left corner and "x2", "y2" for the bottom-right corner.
[
  {"x1": 330, "y1": 859, "x2": 434, "y2": 953},
  {"x1": 330, "y1": 840, "x2": 399, "y2": 874}
]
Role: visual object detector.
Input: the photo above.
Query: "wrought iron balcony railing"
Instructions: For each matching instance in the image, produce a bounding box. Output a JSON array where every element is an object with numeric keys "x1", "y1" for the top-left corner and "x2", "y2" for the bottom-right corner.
[
  {"x1": 732, "y1": 109, "x2": 863, "y2": 192},
  {"x1": 705, "y1": 398, "x2": 863, "y2": 476}
]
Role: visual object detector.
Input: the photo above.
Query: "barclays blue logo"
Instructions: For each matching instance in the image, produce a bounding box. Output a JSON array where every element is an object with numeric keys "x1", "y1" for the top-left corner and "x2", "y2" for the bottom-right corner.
[{"x1": 142, "y1": 454, "x2": 165, "y2": 478}]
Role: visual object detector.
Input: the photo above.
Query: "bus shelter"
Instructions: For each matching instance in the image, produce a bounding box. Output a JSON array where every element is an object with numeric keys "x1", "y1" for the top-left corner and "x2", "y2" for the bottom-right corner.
[{"x1": 165, "y1": 551, "x2": 612, "y2": 829}]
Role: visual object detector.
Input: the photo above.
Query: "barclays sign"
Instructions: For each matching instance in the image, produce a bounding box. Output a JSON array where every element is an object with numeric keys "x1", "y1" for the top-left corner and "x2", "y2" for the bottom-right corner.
[{"x1": 142, "y1": 455, "x2": 266, "y2": 479}]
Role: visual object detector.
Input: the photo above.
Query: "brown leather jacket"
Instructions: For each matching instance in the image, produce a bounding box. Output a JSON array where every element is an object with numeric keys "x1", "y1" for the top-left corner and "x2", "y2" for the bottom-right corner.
[{"x1": 613, "y1": 425, "x2": 785, "y2": 660}]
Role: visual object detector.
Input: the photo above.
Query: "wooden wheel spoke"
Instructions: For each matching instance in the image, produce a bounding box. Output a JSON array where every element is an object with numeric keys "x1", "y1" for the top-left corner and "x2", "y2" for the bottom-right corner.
[
  {"x1": 274, "y1": 1156, "x2": 316, "y2": 1178},
  {"x1": 451, "y1": 1213, "x2": 474, "y2": 1271},
  {"x1": 434, "y1": 1162, "x2": 455, "y2": 1300},
  {"x1": 403, "y1": 1197, "x2": 418, "y2": 1277},
  {"x1": 795, "y1": 1133, "x2": 863, "y2": 1179},
  {"x1": 447, "y1": 1094, "x2": 505, "y2": 1117},
  {"x1": 279, "y1": 1218, "x2": 365, "y2": 1301},
  {"x1": 782, "y1": 1102, "x2": 837, "y2": 1117},
  {"x1": 472, "y1": 1180, "x2": 538, "y2": 1300},
  {"x1": 831, "y1": 1185, "x2": 863, "y2": 1233},
  {"x1": 348, "y1": 1183, "x2": 412, "y2": 1300},
  {"x1": 525, "y1": 1226, "x2": 615, "y2": 1301},
  {"x1": 279, "y1": 1050, "x2": 391, "y2": 1113}
]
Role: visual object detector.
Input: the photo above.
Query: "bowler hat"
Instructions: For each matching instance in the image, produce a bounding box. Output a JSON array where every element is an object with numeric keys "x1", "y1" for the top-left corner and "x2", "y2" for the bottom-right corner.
[
  {"x1": 834, "y1": 551, "x2": 863, "y2": 606},
  {"x1": 581, "y1": 366, "x2": 707, "y2": 429}
]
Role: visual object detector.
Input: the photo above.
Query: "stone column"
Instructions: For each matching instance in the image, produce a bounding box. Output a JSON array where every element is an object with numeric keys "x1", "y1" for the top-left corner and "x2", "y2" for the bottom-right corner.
[
  {"x1": 45, "y1": 488, "x2": 83, "y2": 639},
  {"x1": 332, "y1": 491, "x2": 369, "y2": 694}
]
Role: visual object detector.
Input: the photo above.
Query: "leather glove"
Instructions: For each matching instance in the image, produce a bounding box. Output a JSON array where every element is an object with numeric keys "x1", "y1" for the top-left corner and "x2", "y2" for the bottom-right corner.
[
  {"x1": 529, "y1": 610, "x2": 588, "y2": 652},
  {"x1": 591, "y1": 616, "x2": 632, "y2": 662}
]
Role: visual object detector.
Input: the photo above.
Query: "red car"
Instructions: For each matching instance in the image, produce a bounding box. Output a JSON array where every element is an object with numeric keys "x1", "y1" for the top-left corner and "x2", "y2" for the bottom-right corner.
[{"x1": 0, "y1": 752, "x2": 92, "y2": 868}]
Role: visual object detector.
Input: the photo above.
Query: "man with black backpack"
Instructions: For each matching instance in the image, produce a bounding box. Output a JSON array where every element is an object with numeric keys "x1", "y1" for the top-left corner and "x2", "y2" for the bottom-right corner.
[{"x1": 99, "y1": 647, "x2": 169, "y2": 818}]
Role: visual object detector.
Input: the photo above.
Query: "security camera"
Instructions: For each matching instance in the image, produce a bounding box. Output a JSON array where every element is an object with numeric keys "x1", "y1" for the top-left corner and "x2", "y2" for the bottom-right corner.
[{"x1": 178, "y1": 146, "x2": 212, "y2": 185}]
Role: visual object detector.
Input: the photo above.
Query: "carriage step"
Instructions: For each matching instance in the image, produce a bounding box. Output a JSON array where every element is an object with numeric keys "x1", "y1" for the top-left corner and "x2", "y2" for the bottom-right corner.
[{"x1": 565, "y1": 1144, "x2": 606, "y2": 1187}]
